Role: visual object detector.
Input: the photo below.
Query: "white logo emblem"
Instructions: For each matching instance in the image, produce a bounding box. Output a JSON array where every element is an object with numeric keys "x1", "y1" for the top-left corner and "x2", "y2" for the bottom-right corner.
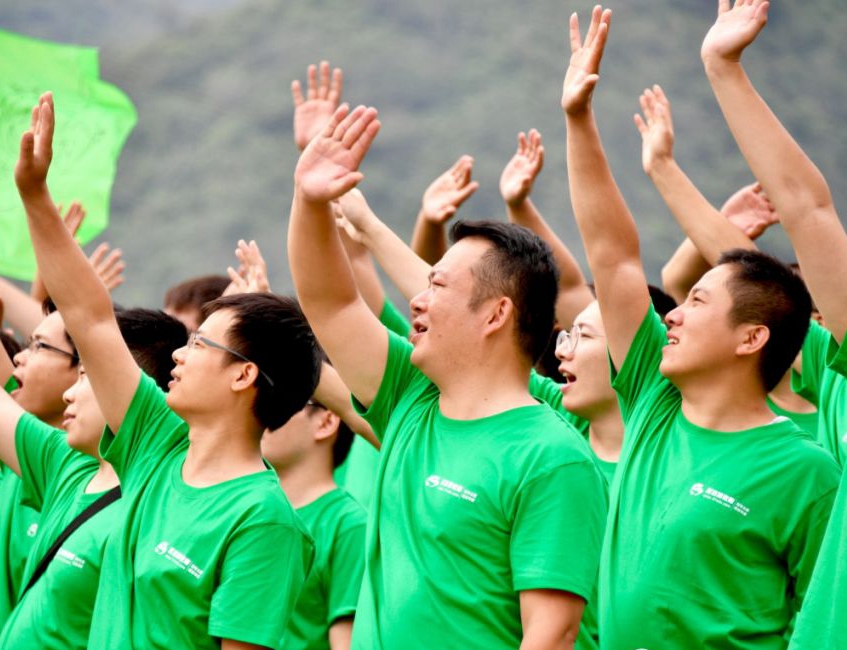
[
  {"x1": 688, "y1": 482, "x2": 750, "y2": 517},
  {"x1": 153, "y1": 541, "x2": 205, "y2": 578},
  {"x1": 424, "y1": 474, "x2": 478, "y2": 503},
  {"x1": 26, "y1": 523, "x2": 38, "y2": 537},
  {"x1": 689, "y1": 483, "x2": 704, "y2": 496},
  {"x1": 154, "y1": 541, "x2": 169, "y2": 555}
]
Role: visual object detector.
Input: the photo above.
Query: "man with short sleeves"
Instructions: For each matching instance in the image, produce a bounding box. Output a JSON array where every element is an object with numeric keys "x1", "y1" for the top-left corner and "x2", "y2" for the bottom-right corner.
[{"x1": 289, "y1": 105, "x2": 606, "y2": 649}]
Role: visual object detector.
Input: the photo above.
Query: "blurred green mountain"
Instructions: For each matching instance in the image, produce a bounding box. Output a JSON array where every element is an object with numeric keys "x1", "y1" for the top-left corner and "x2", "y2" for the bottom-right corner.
[{"x1": 2, "y1": 0, "x2": 845, "y2": 309}]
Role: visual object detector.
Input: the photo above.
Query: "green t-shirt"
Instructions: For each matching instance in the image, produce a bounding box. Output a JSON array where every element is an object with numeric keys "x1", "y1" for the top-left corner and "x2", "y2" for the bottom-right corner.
[
  {"x1": 0, "y1": 377, "x2": 39, "y2": 629},
  {"x1": 792, "y1": 320, "x2": 847, "y2": 465},
  {"x1": 350, "y1": 331, "x2": 607, "y2": 650},
  {"x1": 765, "y1": 397, "x2": 818, "y2": 437},
  {"x1": 0, "y1": 414, "x2": 118, "y2": 650},
  {"x1": 335, "y1": 299, "x2": 411, "y2": 507},
  {"x1": 282, "y1": 489, "x2": 367, "y2": 650},
  {"x1": 86, "y1": 372, "x2": 315, "y2": 650},
  {"x1": 788, "y1": 328, "x2": 847, "y2": 649},
  {"x1": 602, "y1": 307, "x2": 840, "y2": 650}
]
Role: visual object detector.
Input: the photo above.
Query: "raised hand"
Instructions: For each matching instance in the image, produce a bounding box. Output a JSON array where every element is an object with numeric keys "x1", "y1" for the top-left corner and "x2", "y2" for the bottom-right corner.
[
  {"x1": 701, "y1": 0, "x2": 770, "y2": 64},
  {"x1": 294, "y1": 104, "x2": 380, "y2": 203},
  {"x1": 633, "y1": 85, "x2": 675, "y2": 175},
  {"x1": 562, "y1": 5, "x2": 612, "y2": 116},
  {"x1": 15, "y1": 92, "x2": 54, "y2": 197},
  {"x1": 88, "y1": 243, "x2": 125, "y2": 291},
  {"x1": 720, "y1": 183, "x2": 778, "y2": 239},
  {"x1": 224, "y1": 239, "x2": 271, "y2": 295},
  {"x1": 420, "y1": 155, "x2": 479, "y2": 224},
  {"x1": 499, "y1": 130, "x2": 545, "y2": 208},
  {"x1": 292, "y1": 61, "x2": 344, "y2": 151},
  {"x1": 62, "y1": 202, "x2": 86, "y2": 238},
  {"x1": 335, "y1": 188, "x2": 380, "y2": 243}
]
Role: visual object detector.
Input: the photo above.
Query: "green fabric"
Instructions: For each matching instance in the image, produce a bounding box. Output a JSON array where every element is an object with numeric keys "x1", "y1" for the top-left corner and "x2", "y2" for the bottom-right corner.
[
  {"x1": 601, "y1": 307, "x2": 840, "y2": 650},
  {"x1": 282, "y1": 489, "x2": 367, "y2": 650},
  {"x1": 1, "y1": 414, "x2": 116, "y2": 649},
  {"x1": 792, "y1": 320, "x2": 847, "y2": 465},
  {"x1": 528, "y1": 369, "x2": 591, "y2": 437},
  {"x1": 3, "y1": 377, "x2": 18, "y2": 393},
  {"x1": 765, "y1": 397, "x2": 818, "y2": 438},
  {"x1": 0, "y1": 29, "x2": 136, "y2": 280},
  {"x1": 335, "y1": 298, "x2": 410, "y2": 508},
  {"x1": 86, "y1": 372, "x2": 314, "y2": 650},
  {"x1": 789, "y1": 330, "x2": 847, "y2": 649},
  {"x1": 594, "y1": 458, "x2": 616, "y2": 485},
  {"x1": 350, "y1": 331, "x2": 607, "y2": 650},
  {"x1": 378, "y1": 298, "x2": 411, "y2": 338}
]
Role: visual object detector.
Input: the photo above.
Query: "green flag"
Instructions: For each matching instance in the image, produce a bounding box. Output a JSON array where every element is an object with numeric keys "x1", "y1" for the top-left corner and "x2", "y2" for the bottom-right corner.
[{"x1": 0, "y1": 29, "x2": 137, "y2": 279}]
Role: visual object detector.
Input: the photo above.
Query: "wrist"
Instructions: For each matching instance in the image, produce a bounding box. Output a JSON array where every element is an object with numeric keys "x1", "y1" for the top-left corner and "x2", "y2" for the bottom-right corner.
[
  {"x1": 505, "y1": 195, "x2": 532, "y2": 212},
  {"x1": 702, "y1": 54, "x2": 743, "y2": 80},
  {"x1": 16, "y1": 182, "x2": 50, "y2": 203},
  {"x1": 645, "y1": 154, "x2": 675, "y2": 178}
]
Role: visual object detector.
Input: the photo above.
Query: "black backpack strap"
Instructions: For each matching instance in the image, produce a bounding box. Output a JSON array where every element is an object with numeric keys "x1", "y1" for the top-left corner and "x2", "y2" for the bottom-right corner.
[{"x1": 20, "y1": 485, "x2": 121, "y2": 599}]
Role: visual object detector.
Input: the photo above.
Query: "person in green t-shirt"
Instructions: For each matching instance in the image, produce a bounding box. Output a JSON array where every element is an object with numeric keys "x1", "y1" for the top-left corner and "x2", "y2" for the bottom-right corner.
[
  {"x1": 0, "y1": 308, "x2": 186, "y2": 650},
  {"x1": 0, "y1": 303, "x2": 80, "y2": 627},
  {"x1": 289, "y1": 103, "x2": 607, "y2": 650},
  {"x1": 263, "y1": 397, "x2": 367, "y2": 650},
  {"x1": 15, "y1": 93, "x2": 321, "y2": 650},
  {"x1": 564, "y1": 7, "x2": 839, "y2": 648},
  {"x1": 696, "y1": 3, "x2": 847, "y2": 647}
]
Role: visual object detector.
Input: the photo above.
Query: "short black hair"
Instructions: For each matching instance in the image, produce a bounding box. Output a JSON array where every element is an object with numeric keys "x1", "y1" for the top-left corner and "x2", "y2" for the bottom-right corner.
[
  {"x1": 718, "y1": 249, "x2": 811, "y2": 392},
  {"x1": 41, "y1": 298, "x2": 79, "y2": 368},
  {"x1": 115, "y1": 309, "x2": 188, "y2": 391},
  {"x1": 164, "y1": 275, "x2": 230, "y2": 313},
  {"x1": 202, "y1": 294, "x2": 321, "y2": 430},
  {"x1": 647, "y1": 285, "x2": 677, "y2": 319},
  {"x1": 0, "y1": 332, "x2": 22, "y2": 361},
  {"x1": 450, "y1": 220, "x2": 559, "y2": 363},
  {"x1": 308, "y1": 400, "x2": 356, "y2": 469}
]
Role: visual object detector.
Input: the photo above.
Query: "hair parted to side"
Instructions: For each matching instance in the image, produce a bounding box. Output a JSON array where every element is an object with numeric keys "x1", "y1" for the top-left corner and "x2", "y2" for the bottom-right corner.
[
  {"x1": 115, "y1": 309, "x2": 188, "y2": 392},
  {"x1": 201, "y1": 293, "x2": 322, "y2": 430},
  {"x1": 718, "y1": 249, "x2": 811, "y2": 392},
  {"x1": 164, "y1": 275, "x2": 230, "y2": 312},
  {"x1": 450, "y1": 220, "x2": 559, "y2": 363}
]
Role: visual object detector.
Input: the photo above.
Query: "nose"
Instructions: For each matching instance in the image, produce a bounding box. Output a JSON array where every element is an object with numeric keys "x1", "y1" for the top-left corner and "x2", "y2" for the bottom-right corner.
[
  {"x1": 172, "y1": 344, "x2": 188, "y2": 364},
  {"x1": 409, "y1": 289, "x2": 429, "y2": 316},
  {"x1": 63, "y1": 381, "x2": 78, "y2": 405},
  {"x1": 664, "y1": 305, "x2": 683, "y2": 328},
  {"x1": 13, "y1": 348, "x2": 28, "y2": 368}
]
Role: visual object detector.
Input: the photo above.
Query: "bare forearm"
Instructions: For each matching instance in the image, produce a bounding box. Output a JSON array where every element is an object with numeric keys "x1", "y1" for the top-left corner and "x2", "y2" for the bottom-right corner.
[
  {"x1": 359, "y1": 219, "x2": 430, "y2": 303},
  {"x1": 410, "y1": 212, "x2": 448, "y2": 266},
  {"x1": 648, "y1": 157, "x2": 754, "y2": 266},
  {"x1": 315, "y1": 363, "x2": 379, "y2": 450},
  {"x1": 21, "y1": 188, "x2": 114, "y2": 331},
  {"x1": 340, "y1": 234, "x2": 385, "y2": 317},
  {"x1": 0, "y1": 277, "x2": 43, "y2": 336},
  {"x1": 661, "y1": 238, "x2": 711, "y2": 304}
]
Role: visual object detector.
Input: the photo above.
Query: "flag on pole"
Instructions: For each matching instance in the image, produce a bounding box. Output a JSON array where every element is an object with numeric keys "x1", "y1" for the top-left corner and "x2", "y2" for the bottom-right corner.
[{"x1": 0, "y1": 29, "x2": 137, "y2": 279}]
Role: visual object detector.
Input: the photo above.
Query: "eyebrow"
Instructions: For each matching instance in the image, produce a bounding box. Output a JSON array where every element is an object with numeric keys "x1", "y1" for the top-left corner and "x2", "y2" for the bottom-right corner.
[{"x1": 690, "y1": 287, "x2": 710, "y2": 298}]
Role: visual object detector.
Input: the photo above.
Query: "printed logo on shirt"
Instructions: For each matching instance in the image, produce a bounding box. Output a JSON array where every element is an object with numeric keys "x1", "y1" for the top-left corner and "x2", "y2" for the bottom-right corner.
[
  {"x1": 26, "y1": 523, "x2": 38, "y2": 538},
  {"x1": 688, "y1": 482, "x2": 750, "y2": 517},
  {"x1": 152, "y1": 541, "x2": 205, "y2": 579},
  {"x1": 424, "y1": 474, "x2": 478, "y2": 503},
  {"x1": 56, "y1": 547, "x2": 86, "y2": 569}
]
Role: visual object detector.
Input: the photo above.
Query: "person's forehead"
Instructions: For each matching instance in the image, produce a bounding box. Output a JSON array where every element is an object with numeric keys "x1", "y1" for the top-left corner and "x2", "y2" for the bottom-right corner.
[
  {"x1": 437, "y1": 238, "x2": 491, "y2": 274},
  {"x1": 33, "y1": 311, "x2": 67, "y2": 341},
  {"x1": 574, "y1": 300, "x2": 604, "y2": 333},
  {"x1": 196, "y1": 308, "x2": 235, "y2": 339},
  {"x1": 694, "y1": 264, "x2": 733, "y2": 294}
]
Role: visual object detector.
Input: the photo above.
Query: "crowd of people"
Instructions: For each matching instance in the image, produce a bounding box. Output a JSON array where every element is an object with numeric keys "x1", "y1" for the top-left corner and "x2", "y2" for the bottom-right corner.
[{"x1": 0, "y1": 1, "x2": 843, "y2": 648}]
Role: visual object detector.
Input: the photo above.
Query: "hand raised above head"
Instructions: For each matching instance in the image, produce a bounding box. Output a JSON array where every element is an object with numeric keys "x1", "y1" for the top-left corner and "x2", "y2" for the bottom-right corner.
[
  {"x1": 562, "y1": 5, "x2": 612, "y2": 117},
  {"x1": 500, "y1": 129, "x2": 544, "y2": 208},
  {"x1": 15, "y1": 92, "x2": 55, "y2": 197},
  {"x1": 633, "y1": 85, "x2": 675, "y2": 175},
  {"x1": 292, "y1": 61, "x2": 344, "y2": 151},
  {"x1": 420, "y1": 155, "x2": 479, "y2": 224},
  {"x1": 294, "y1": 104, "x2": 381, "y2": 204},
  {"x1": 721, "y1": 182, "x2": 778, "y2": 239},
  {"x1": 701, "y1": 0, "x2": 770, "y2": 65}
]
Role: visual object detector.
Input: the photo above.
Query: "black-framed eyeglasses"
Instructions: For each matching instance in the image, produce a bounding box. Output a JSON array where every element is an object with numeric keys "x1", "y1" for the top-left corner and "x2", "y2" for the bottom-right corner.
[
  {"x1": 556, "y1": 326, "x2": 581, "y2": 355},
  {"x1": 25, "y1": 338, "x2": 79, "y2": 362},
  {"x1": 187, "y1": 332, "x2": 275, "y2": 388}
]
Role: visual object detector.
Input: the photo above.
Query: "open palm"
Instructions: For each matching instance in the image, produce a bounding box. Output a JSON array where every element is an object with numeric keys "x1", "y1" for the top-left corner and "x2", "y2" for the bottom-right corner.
[{"x1": 701, "y1": 0, "x2": 770, "y2": 63}]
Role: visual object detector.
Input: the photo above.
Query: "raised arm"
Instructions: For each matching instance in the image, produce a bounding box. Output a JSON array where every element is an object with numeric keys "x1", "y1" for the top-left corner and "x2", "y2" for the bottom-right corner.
[
  {"x1": 336, "y1": 189, "x2": 430, "y2": 302},
  {"x1": 661, "y1": 182, "x2": 777, "y2": 302},
  {"x1": 288, "y1": 105, "x2": 387, "y2": 407},
  {"x1": 500, "y1": 128, "x2": 593, "y2": 328},
  {"x1": 562, "y1": 6, "x2": 650, "y2": 370},
  {"x1": 410, "y1": 155, "x2": 479, "y2": 265},
  {"x1": 0, "y1": 340, "x2": 26, "y2": 475},
  {"x1": 333, "y1": 204, "x2": 386, "y2": 318},
  {"x1": 14, "y1": 93, "x2": 139, "y2": 433},
  {"x1": 635, "y1": 85, "x2": 756, "y2": 269},
  {"x1": 701, "y1": 0, "x2": 847, "y2": 340},
  {"x1": 0, "y1": 277, "x2": 43, "y2": 337},
  {"x1": 292, "y1": 61, "x2": 344, "y2": 151},
  {"x1": 313, "y1": 362, "x2": 378, "y2": 449}
]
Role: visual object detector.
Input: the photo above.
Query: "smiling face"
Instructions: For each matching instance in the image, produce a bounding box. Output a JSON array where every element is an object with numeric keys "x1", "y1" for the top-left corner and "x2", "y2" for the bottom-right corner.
[
  {"x1": 62, "y1": 367, "x2": 107, "y2": 457},
  {"x1": 12, "y1": 312, "x2": 80, "y2": 426},
  {"x1": 408, "y1": 238, "x2": 499, "y2": 381},
  {"x1": 555, "y1": 301, "x2": 618, "y2": 420},
  {"x1": 660, "y1": 264, "x2": 753, "y2": 386}
]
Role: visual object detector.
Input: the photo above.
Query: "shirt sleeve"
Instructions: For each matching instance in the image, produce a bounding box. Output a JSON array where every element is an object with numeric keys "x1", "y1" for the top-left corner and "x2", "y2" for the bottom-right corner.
[
  {"x1": 352, "y1": 330, "x2": 429, "y2": 442},
  {"x1": 326, "y1": 518, "x2": 367, "y2": 623},
  {"x1": 528, "y1": 370, "x2": 590, "y2": 437},
  {"x1": 99, "y1": 372, "x2": 188, "y2": 485},
  {"x1": 825, "y1": 324, "x2": 847, "y2": 380},
  {"x1": 15, "y1": 414, "x2": 73, "y2": 512},
  {"x1": 209, "y1": 523, "x2": 315, "y2": 650},
  {"x1": 793, "y1": 321, "x2": 831, "y2": 404},
  {"x1": 510, "y1": 460, "x2": 607, "y2": 600},
  {"x1": 379, "y1": 299, "x2": 412, "y2": 339},
  {"x1": 786, "y1": 483, "x2": 839, "y2": 606},
  {"x1": 610, "y1": 306, "x2": 668, "y2": 421}
]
